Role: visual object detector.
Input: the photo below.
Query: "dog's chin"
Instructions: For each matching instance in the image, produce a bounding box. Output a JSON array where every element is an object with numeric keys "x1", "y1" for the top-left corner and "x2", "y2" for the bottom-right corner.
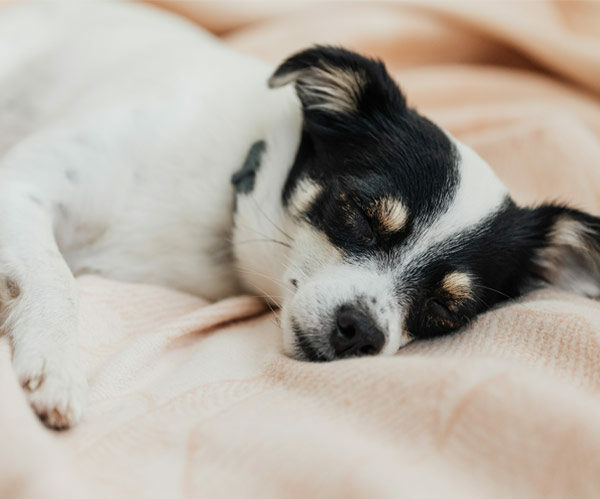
[
  {"x1": 281, "y1": 314, "x2": 332, "y2": 362},
  {"x1": 293, "y1": 332, "x2": 331, "y2": 362}
]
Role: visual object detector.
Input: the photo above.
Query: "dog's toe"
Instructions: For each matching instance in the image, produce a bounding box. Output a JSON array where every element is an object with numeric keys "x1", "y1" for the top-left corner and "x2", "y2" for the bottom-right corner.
[
  {"x1": 15, "y1": 355, "x2": 87, "y2": 429},
  {"x1": 27, "y1": 372, "x2": 87, "y2": 429}
]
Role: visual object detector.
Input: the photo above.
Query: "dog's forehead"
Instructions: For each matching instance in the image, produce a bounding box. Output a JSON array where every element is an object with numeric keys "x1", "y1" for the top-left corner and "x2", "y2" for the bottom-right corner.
[
  {"x1": 345, "y1": 114, "x2": 461, "y2": 223},
  {"x1": 405, "y1": 138, "x2": 509, "y2": 249},
  {"x1": 352, "y1": 133, "x2": 507, "y2": 234},
  {"x1": 287, "y1": 135, "x2": 507, "y2": 250}
]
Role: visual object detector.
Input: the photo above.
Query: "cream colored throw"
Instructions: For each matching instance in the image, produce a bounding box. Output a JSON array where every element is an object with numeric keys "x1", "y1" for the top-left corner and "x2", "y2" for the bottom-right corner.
[{"x1": 1, "y1": 1, "x2": 600, "y2": 498}]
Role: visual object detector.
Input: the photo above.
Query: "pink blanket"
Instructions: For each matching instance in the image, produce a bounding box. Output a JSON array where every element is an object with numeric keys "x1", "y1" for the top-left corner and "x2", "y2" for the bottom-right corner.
[{"x1": 2, "y1": 2, "x2": 600, "y2": 498}]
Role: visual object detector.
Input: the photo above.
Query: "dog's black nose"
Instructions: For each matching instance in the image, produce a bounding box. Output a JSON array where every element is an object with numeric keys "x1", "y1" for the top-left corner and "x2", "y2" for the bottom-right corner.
[{"x1": 331, "y1": 305, "x2": 385, "y2": 358}]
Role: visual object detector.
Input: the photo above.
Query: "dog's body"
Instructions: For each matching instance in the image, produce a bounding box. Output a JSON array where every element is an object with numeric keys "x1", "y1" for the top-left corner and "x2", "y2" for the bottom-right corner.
[
  {"x1": 2, "y1": 2, "x2": 600, "y2": 429},
  {"x1": 0, "y1": 2, "x2": 299, "y2": 299},
  {"x1": 0, "y1": 2, "x2": 302, "y2": 426}
]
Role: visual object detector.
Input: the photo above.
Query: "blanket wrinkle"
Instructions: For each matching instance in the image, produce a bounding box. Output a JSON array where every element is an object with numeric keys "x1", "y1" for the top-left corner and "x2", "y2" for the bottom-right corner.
[
  {"x1": 2, "y1": 1, "x2": 600, "y2": 498},
  {"x1": 436, "y1": 370, "x2": 509, "y2": 448}
]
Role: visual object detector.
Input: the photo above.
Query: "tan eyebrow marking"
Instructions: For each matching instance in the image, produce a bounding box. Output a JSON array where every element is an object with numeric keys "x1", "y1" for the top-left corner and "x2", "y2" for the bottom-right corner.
[
  {"x1": 369, "y1": 196, "x2": 408, "y2": 233},
  {"x1": 288, "y1": 177, "x2": 323, "y2": 217},
  {"x1": 441, "y1": 272, "x2": 473, "y2": 301}
]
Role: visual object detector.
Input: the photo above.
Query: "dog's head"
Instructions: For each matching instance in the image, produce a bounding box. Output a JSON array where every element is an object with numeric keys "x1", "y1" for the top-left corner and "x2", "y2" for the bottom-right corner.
[{"x1": 236, "y1": 46, "x2": 600, "y2": 362}]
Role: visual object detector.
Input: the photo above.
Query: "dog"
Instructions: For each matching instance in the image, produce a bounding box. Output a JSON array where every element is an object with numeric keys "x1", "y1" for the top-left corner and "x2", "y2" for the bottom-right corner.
[{"x1": 1, "y1": 2, "x2": 599, "y2": 429}]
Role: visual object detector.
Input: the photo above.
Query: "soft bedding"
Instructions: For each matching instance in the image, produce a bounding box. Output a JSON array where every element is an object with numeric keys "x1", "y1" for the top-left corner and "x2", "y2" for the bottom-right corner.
[{"x1": 1, "y1": 1, "x2": 600, "y2": 498}]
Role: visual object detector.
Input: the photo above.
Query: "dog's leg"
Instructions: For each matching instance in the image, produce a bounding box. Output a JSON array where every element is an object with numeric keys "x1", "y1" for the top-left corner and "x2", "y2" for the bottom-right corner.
[{"x1": 0, "y1": 181, "x2": 86, "y2": 429}]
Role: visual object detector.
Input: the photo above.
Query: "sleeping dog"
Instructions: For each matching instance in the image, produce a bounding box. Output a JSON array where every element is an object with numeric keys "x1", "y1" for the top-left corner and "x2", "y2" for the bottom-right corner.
[{"x1": 2, "y1": 2, "x2": 599, "y2": 429}]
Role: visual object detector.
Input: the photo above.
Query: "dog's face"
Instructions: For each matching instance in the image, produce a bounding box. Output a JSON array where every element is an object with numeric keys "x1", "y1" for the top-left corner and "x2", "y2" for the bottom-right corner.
[{"x1": 263, "y1": 47, "x2": 600, "y2": 361}]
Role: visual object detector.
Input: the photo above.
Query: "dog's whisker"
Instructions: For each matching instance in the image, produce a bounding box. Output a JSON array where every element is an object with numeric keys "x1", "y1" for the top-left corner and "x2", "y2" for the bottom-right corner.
[
  {"x1": 248, "y1": 194, "x2": 293, "y2": 242},
  {"x1": 227, "y1": 226, "x2": 291, "y2": 246},
  {"x1": 227, "y1": 221, "x2": 294, "y2": 247},
  {"x1": 474, "y1": 284, "x2": 511, "y2": 300},
  {"x1": 234, "y1": 265, "x2": 292, "y2": 293},
  {"x1": 235, "y1": 238, "x2": 291, "y2": 248},
  {"x1": 237, "y1": 280, "x2": 281, "y2": 327}
]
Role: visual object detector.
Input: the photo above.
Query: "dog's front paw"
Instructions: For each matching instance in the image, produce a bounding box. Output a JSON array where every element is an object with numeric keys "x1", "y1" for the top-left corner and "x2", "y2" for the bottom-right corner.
[{"x1": 14, "y1": 353, "x2": 88, "y2": 429}]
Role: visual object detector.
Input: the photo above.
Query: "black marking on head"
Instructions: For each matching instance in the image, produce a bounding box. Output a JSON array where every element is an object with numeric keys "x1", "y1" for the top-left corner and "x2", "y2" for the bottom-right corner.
[
  {"x1": 403, "y1": 200, "x2": 600, "y2": 339},
  {"x1": 65, "y1": 169, "x2": 78, "y2": 183},
  {"x1": 275, "y1": 46, "x2": 458, "y2": 252},
  {"x1": 232, "y1": 141, "x2": 266, "y2": 197}
]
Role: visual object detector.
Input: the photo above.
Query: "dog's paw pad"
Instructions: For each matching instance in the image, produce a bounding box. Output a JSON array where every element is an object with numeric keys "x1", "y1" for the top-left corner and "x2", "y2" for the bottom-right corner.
[{"x1": 15, "y1": 358, "x2": 87, "y2": 429}]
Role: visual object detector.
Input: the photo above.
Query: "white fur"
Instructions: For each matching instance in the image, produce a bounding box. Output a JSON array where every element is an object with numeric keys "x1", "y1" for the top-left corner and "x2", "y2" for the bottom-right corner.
[
  {"x1": 0, "y1": 1, "x2": 300, "y2": 427},
  {"x1": 281, "y1": 257, "x2": 407, "y2": 359}
]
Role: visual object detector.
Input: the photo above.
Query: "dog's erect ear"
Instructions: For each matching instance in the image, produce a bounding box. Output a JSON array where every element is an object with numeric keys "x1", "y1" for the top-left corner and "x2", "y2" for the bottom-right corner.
[
  {"x1": 525, "y1": 205, "x2": 600, "y2": 297},
  {"x1": 268, "y1": 46, "x2": 405, "y2": 135}
]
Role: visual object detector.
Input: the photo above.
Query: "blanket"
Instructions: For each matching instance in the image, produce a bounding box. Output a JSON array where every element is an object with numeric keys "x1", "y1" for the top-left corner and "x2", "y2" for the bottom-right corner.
[{"x1": 1, "y1": 1, "x2": 600, "y2": 498}]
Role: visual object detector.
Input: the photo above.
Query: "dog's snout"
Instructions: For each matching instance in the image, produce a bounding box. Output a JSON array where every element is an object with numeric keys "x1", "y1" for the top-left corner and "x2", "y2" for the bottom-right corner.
[{"x1": 331, "y1": 305, "x2": 385, "y2": 358}]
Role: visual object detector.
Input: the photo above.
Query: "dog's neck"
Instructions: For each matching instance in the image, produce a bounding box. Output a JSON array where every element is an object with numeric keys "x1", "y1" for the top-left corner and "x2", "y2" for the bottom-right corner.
[{"x1": 231, "y1": 91, "x2": 303, "y2": 306}]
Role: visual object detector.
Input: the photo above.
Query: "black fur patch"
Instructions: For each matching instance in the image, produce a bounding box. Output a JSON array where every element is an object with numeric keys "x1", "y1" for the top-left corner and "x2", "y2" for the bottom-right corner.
[
  {"x1": 403, "y1": 201, "x2": 600, "y2": 339},
  {"x1": 278, "y1": 47, "x2": 458, "y2": 254},
  {"x1": 232, "y1": 140, "x2": 266, "y2": 198}
]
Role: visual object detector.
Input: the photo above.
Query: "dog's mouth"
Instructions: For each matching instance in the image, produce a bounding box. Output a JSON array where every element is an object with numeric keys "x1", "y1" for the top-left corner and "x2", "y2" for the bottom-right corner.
[
  {"x1": 290, "y1": 309, "x2": 388, "y2": 362},
  {"x1": 295, "y1": 333, "x2": 329, "y2": 362},
  {"x1": 291, "y1": 319, "x2": 329, "y2": 362}
]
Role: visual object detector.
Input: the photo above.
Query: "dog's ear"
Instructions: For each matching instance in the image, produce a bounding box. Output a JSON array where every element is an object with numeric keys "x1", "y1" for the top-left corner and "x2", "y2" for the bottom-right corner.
[
  {"x1": 269, "y1": 46, "x2": 405, "y2": 136},
  {"x1": 522, "y1": 205, "x2": 600, "y2": 297}
]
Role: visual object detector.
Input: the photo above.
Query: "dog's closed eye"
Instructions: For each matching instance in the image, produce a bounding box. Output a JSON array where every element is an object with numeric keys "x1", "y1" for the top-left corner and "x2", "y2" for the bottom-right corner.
[
  {"x1": 427, "y1": 298, "x2": 453, "y2": 320},
  {"x1": 348, "y1": 198, "x2": 377, "y2": 247}
]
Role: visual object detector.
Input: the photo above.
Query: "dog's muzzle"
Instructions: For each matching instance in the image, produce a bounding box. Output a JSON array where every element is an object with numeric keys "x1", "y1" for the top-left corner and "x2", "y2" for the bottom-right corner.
[
  {"x1": 294, "y1": 303, "x2": 385, "y2": 361},
  {"x1": 330, "y1": 304, "x2": 385, "y2": 357}
]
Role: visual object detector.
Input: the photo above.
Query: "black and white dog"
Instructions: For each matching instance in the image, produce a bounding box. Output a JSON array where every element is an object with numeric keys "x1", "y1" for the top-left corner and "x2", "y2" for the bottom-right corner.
[{"x1": 2, "y1": 2, "x2": 599, "y2": 428}]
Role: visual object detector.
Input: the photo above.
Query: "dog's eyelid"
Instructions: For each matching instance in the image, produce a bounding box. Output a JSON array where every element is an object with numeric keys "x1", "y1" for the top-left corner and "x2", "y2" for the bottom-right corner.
[
  {"x1": 349, "y1": 194, "x2": 379, "y2": 226},
  {"x1": 344, "y1": 195, "x2": 379, "y2": 246},
  {"x1": 426, "y1": 297, "x2": 454, "y2": 320},
  {"x1": 348, "y1": 193, "x2": 369, "y2": 211}
]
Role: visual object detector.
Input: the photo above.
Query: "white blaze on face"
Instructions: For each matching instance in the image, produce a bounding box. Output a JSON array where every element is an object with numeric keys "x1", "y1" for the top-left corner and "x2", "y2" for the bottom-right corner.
[{"x1": 402, "y1": 139, "x2": 509, "y2": 267}]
